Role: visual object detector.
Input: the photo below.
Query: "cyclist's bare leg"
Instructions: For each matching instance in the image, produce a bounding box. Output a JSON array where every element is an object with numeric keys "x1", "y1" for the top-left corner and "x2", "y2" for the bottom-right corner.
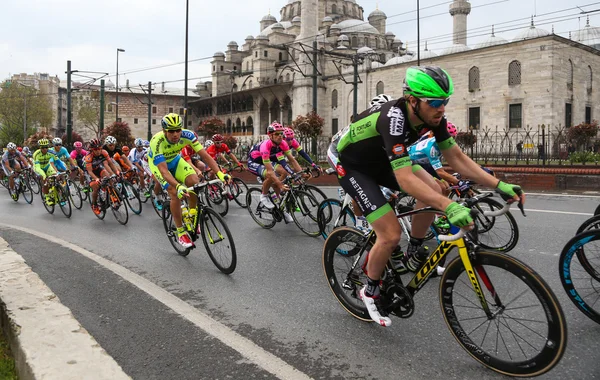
[
  {"x1": 9, "y1": 162, "x2": 21, "y2": 190},
  {"x1": 275, "y1": 164, "x2": 287, "y2": 181},
  {"x1": 410, "y1": 169, "x2": 441, "y2": 239},
  {"x1": 353, "y1": 200, "x2": 363, "y2": 217},
  {"x1": 366, "y1": 210, "x2": 402, "y2": 280},
  {"x1": 167, "y1": 185, "x2": 183, "y2": 228}
]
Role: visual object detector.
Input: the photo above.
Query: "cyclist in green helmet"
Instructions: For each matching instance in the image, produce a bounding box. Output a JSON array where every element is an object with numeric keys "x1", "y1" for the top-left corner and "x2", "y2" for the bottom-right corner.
[{"x1": 330, "y1": 66, "x2": 525, "y2": 327}]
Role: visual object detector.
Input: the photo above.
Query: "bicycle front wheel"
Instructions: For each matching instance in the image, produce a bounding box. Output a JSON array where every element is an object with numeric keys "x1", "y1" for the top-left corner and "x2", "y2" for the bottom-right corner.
[
  {"x1": 317, "y1": 198, "x2": 355, "y2": 240},
  {"x1": 21, "y1": 180, "x2": 34, "y2": 204},
  {"x1": 246, "y1": 188, "x2": 276, "y2": 229},
  {"x1": 109, "y1": 186, "x2": 128, "y2": 225},
  {"x1": 57, "y1": 185, "x2": 72, "y2": 218},
  {"x1": 289, "y1": 190, "x2": 320, "y2": 237},
  {"x1": 230, "y1": 177, "x2": 249, "y2": 208},
  {"x1": 67, "y1": 180, "x2": 83, "y2": 209},
  {"x1": 122, "y1": 180, "x2": 142, "y2": 215},
  {"x1": 559, "y1": 229, "x2": 600, "y2": 324},
  {"x1": 472, "y1": 197, "x2": 519, "y2": 252},
  {"x1": 440, "y1": 250, "x2": 567, "y2": 377},
  {"x1": 199, "y1": 207, "x2": 237, "y2": 274},
  {"x1": 27, "y1": 173, "x2": 40, "y2": 194}
]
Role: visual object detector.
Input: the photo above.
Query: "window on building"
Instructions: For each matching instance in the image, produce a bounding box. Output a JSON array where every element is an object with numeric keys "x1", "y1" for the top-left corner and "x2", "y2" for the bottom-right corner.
[
  {"x1": 249, "y1": 80, "x2": 253, "y2": 89},
  {"x1": 152, "y1": 106, "x2": 157, "y2": 114},
  {"x1": 469, "y1": 107, "x2": 480, "y2": 129},
  {"x1": 375, "y1": 39, "x2": 379, "y2": 49},
  {"x1": 213, "y1": 65, "x2": 215, "y2": 72},
  {"x1": 255, "y1": 51, "x2": 258, "y2": 58},
  {"x1": 508, "y1": 60, "x2": 521, "y2": 85},
  {"x1": 220, "y1": 65, "x2": 224, "y2": 71},
  {"x1": 351, "y1": 36, "x2": 358, "y2": 47},
  {"x1": 169, "y1": 107, "x2": 174, "y2": 113},
  {"x1": 343, "y1": 5, "x2": 346, "y2": 14},
  {"x1": 376, "y1": 81, "x2": 384, "y2": 95},
  {"x1": 364, "y1": 37, "x2": 369, "y2": 47},
  {"x1": 108, "y1": 104, "x2": 113, "y2": 112},
  {"x1": 565, "y1": 103, "x2": 572, "y2": 127},
  {"x1": 286, "y1": 73, "x2": 290, "y2": 82},
  {"x1": 279, "y1": 52, "x2": 283, "y2": 61},
  {"x1": 567, "y1": 59, "x2": 574, "y2": 90},
  {"x1": 188, "y1": 120, "x2": 192, "y2": 126},
  {"x1": 509, "y1": 104, "x2": 522, "y2": 128},
  {"x1": 586, "y1": 106, "x2": 592, "y2": 124},
  {"x1": 332, "y1": 4, "x2": 337, "y2": 13},
  {"x1": 331, "y1": 89, "x2": 338, "y2": 108},
  {"x1": 352, "y1": 7, "x2": 356, "y2": 16},
  {"x1": 152, "y1": 119, "x2": 157, "y2": 125},
  {"x1": 589, "y1": 65, "x2": 593, "y2": 93},
  {"x1": 246, "y1": 61, "x2": 249, "y2": 71},
  {"x1": 291, "y1": 7, "x2": 294, "y2": 15},
  {"x1": 332, "y1": 118, "x2": 339, "y2": 135},
  {"x1": 274, "y1": 78, "x2": 277, "y2": 84},
  {"x1": 117, "y1": 118, "x2": 122, "y2": 122},
  {"x1": 179, "y1": 107, "x2": 184, "y2": 115},
  {"x1": 279, "y1": 75, "x2": 283, "y2": 83},
  {"x1": 233, "y1": 66, "x2": 237, "y2": 71},
  {"x1": 134, "y1": 118, "x2": 138, "y2": 124},
  {"x1": 468, "y1": 66, "x2": 480, "y2": 92},
  {"x1": 264, "y1": 50, "x2": 268, "y2": 57}
]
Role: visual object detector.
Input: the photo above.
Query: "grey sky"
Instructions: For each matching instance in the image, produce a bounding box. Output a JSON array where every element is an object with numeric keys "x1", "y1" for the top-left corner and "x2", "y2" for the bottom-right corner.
[{"x1": 0, "y1": 0, "x2": 597, "y2": 89}]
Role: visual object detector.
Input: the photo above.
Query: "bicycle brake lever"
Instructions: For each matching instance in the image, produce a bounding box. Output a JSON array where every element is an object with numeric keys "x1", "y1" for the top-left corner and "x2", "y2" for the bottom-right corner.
[{"x1": 518, "y1": 201, "x2": 526, "y2": 217}]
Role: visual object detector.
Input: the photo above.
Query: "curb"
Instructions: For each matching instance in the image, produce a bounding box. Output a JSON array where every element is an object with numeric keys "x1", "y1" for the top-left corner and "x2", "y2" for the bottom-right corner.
[{"x1": 0, "y1": 237, "x2": 130, "y2": 380}]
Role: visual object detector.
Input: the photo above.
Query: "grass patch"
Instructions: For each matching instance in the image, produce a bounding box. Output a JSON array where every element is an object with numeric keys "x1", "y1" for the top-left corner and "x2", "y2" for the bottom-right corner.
[{"x1": 0, "y1": 328, "x2": 17, "y2": 380}]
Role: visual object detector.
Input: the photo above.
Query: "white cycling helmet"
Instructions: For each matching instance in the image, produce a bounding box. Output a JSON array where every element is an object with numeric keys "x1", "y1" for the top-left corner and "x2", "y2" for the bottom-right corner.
[
  {"x1": 52, "y1": 137, "x2": 63, "y2": 146},
  {"x1": 204, "y1": 140, "x2": 214, "y2": 148},
  {"x1": 143, "y1": 140, "x2": 150, "y2": 148},
  {"x1": 105, "y1": 135, "x2": 117, "y2": 145},
  {"x1": 134, "y1": 138, "x2": 144, "y2": 147},
  {"x1": 369, "y1": 94, "x2": 393, "y2": 107},
  {"x1": 6, "y1": 142, "x2": 16, "y2": 150}
]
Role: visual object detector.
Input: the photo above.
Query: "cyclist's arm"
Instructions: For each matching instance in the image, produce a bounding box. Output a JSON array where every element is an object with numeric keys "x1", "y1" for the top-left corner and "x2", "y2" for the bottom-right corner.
[
  {"x1": 85, "y1": 160, "x2": 99, "y2": 181},
  {"x1": 443, "y1": 145, "x2": 499, "y2": 189},
  {"x1": 394, "y1": 162, "x2": 452, "y2": 211},
  {"x1": 197, "y1": 149, "x2": 223, "y2": 178},
  {"x1": 18, "y1": 154, "x2": 29, "y2": 168},
  {"x1": 227, "y1": 152, "x2": 241, "y2": 166},
  {"x1": 435, "y1": 168, "x2": 459, "y2": 185}
]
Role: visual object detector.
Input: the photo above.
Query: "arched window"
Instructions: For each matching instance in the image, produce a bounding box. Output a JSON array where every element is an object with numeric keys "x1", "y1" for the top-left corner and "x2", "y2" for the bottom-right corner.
[
  {"x1": 249, "y1": 80, "x2": 253, "y2": 89},
  {"x1": 285, "y1": 73, "x2": 291, "y2": 82},
  {"x1": 364, "y1": 37, "x2": 369, "y2": 47},
  {"x1": 332, "y1": 4, "x2": 337, "y2": 13},
  {"x1": 588, "y1": 65, "x2": 593, "y2": 92},
  {"x1": 291, "y1": 7, "x2": 294, "y2": 15},
  {"x1": 375, "y1": 38, "x2": 379, "y2": 49},
  {"x1": 468, "y1": 66, "x2": 480, "y2": 92},
  {"x1": 351, "y1": 36, "x2": 358, "y2": 48},
  {"x1": 343, "y1": 5, "x2": 346, "y2": 14},
  {"x1": 279, "y1": 75, "x2": 283, "y2": 83},
  {"x1": 246, "y1": 61, "x2": 249, "y2": 71},
  {"x1": 376, "y1": 81, "x2": 384, "y2": 95},
  {"x1": 332, "y1": 89, "x2": 338, "y2": 108},
  {"x1": 232, "y1": 84, "x2": 238, "y2": 92},
  {"x1": 508, "y1": 60, "x2": 521, "y2": 85},
  {"x1": 567, "y1": 59, "x2": 574, "y2": 90},
  {"x1": 279, "y1": 52, "x2": 283, "y2": 61}
]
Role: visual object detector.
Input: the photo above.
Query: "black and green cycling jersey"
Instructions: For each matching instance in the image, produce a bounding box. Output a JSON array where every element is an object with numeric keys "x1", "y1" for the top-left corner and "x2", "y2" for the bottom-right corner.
[{"x1": 337, "y1": 98, "x2": 456, "y2": 170}]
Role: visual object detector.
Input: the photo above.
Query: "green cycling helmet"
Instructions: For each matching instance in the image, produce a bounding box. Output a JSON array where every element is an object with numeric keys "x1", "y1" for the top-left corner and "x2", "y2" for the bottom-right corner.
[{"x1": 403, "y1": 66, "x2": 454, "y2": 99}]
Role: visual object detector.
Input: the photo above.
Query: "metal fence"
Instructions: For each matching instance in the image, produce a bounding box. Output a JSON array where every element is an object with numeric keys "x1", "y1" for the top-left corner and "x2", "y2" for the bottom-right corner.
[
  {"x1": 458, "y1": 124, "x2": 600, "y2": 166},
  {"x1": 221, "y1": 124, "x2": 600, "y2": 167}
]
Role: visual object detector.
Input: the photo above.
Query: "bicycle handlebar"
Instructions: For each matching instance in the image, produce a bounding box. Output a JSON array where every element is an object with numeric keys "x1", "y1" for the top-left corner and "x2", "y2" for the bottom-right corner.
[{"x1": 437, "y1": 200, "x2": 513, "y2": 241}]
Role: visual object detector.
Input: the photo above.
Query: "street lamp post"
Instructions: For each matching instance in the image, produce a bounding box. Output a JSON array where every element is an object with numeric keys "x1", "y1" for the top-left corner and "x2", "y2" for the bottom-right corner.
[
  {"x1": 417, "y1": 0, "x2": 421, "y2": 66},
  {"x1": 116, "y1": 48, "x2": 125, "y2": 122}
]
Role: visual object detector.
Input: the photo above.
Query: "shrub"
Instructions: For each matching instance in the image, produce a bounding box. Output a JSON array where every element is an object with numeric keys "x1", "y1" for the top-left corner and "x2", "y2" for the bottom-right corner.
[
  {"x1": 567, "y1": 121, "x2": 599, "y2": 150},
  {"x1": 24, "y1": 131, "x2": 53, "y2": 149},
  {"x1": 222, "y1": 135, "x2": 238, "y2": 150},
  {"x1": 455, "y1": 131, "x2": 477, "y2": 148},
  {"x1": 292, "y1": 111, "x2": 324, "y2": 139},
  {"x1": 197, "y1": 117, "x2": 224, "y2": 138},
  {"x1": 102, "y1": 121, "x2": 134, "y2": 147}
]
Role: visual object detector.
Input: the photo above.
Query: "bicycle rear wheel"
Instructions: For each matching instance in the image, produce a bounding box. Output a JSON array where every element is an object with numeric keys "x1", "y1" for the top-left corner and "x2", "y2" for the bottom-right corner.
[
  {"x1": 109, "y1": 186, "x2": 128, "y2": 225},
  {"x1": 302, "y1": 184, "x2": 327, "y2": 204},
  {"x1": 199, "y1": 207, "x2": 237, "y2": 274},
  {"x1": 57, "y1": 185, "x2": 72, "y2": 218},
  {"x1": 246, "y1": 188, "x2": 276, "y2": 229},
  {"x1": 205, "y1": 183, "x2": 229, "y2": 217},
  {"x1": 230, "y1": 177, "x2": 248, "y2": 208},
  {"x1": 289, "y1": 190, "x2": 320, "y2": 237},
  {"x1": 472, "y1": 197, "x2": 519, "y2": 252},
  {"x1": 559, "y1": 229, "x2": 600, "y2": 324},
  {"x1": 121, "y1": 180, "x2": 142, "y2": 215},
  {"x1": 440, "y1": 250, "x2": 567, "y2": 377},
  {"x1": 21, "y1": 180, "x2": 33, "y2": 204},
  {"x1": 317, "y1": 198, "x2": 356, "y2": 240},
  {"x1": 27, "y1": 173, "x2": 40, "y2": 194},
  {"x1": 67, "y1": 180, "x2": 83, "y2": 209},
  {"x1": 322, "y1": 227, "x2": 372, "y2": 321},
  {"x1": 162, "y1": 202, "x2": 192, "y2": 256}
]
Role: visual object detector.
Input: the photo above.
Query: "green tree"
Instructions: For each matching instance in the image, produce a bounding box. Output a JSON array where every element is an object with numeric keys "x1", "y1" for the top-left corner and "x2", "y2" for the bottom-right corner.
[
  {"x1": 102, "y1": 121, "x2": 134, "y2": 147},
  {"x1": 0, "y1": 81, "x2": 53, "y2": 146},
  {"x1": 292, "y1": 111, "x2": 324, "y2": 139},
  {"x1": 73, "y1": 93, "x2": 101, "y2": 138},
  {"x1": 223, "y1": 135, "x2": 238, "y2": 150},
  {"x1": 197, "y1": 117, "x2": 224, "y2": 138}
]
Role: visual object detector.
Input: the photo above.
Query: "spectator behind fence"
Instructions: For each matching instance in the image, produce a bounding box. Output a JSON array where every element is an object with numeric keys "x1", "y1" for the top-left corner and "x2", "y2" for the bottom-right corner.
[{"x1": 516, "y1": 140, "x2": 523, "y2": 161}]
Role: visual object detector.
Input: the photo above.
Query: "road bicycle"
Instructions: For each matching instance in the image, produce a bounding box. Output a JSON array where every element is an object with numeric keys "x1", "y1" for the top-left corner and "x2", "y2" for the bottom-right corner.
[
  {"x1": 41, "y1": 172, "x2": 72, "y2": 218},
  {"x1": 220, "y1": 162, "x2": 249, "y2": 209},
  {"x1": 90, "y1": 175, "x2": 128, "y2": 225},
  {"x1": 23, "y1": 167, "x2": 40, "y2": 194},
  {"x1": 7, "y1": 168, "x2": 34, "y2": 204},
  {"x1": 161, "y1": 179, "x2": 236, "y2": 274},
  {"x1": 323, "y1": 195, "x2": 566, "y2": 377},
  {"x1": 115, "y1": 170, "x2": 143, "y2": 215},
  {"x1": 246, "y1": 172, "x2": 321, "y2": 237},
  {"x1": 558, "y1": 215, "x2": 600, "y2": 324}
]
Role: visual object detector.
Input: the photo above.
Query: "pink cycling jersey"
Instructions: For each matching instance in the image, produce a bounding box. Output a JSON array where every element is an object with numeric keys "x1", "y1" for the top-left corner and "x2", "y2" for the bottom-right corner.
[{"x1": 249, "y1": 139, "x2": 291, "y2": 163}]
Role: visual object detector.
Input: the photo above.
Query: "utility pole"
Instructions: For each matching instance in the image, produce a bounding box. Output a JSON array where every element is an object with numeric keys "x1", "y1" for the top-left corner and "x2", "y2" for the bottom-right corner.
[
  {"x1": 147, "y1": 81, "x2": 153, "y2": 140},
  {"x1": 66, "y1": 60, "x2": 73, "y2": 146},
  {"x1": 353, "y1": 57, "x2": 359, "y2": 120},
  {"x1": 312, "y1": 40, "x2": 317, "y2": 112},
  {"x1": 417, "y1": 0, "x2": 421, "y2": 66},
  {"x1": 23, "y1": 96, "x2": 27, "y2": 145},
  {"x1": 99, "y1": 79, "x2": 105, "y2": 137}
]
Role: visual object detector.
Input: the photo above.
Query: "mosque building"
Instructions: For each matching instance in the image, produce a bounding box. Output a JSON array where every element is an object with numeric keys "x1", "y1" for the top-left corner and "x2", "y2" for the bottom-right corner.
[{"x1": 190, "y1": 0, "x2": 600, "y2": 138}]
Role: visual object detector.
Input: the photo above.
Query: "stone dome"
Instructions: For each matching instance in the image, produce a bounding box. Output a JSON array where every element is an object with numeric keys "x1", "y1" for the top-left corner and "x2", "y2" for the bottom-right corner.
[
  {"x1": 227, "y1": 41, "x2": 238, "y2": 46},
  {"x1": 476, "y1": 34, "x2": 507, "y2": 48},
  {"x1": 323, "y1": 16, "x2": 333, "y2": 23},
  {"x1": 213, "y1": 51, "x2": 225, "y2": 57},
  {"x1": 385, "y1": 31, "x2": 395, "y2": 36},
  {"x1": 405, "y1": 49, "x2": 437, "y2": 61},
  {"x1": 255, "y1": 34, "x2": 269, "y2": 41},
  {"x1": 385, "y1": 56, "x2": 410, "y2": 66},
  {"x1": 572, "y1": 17, "x2": 600, "y2": 49},
  {"x1": 337, "y1": 19, "x2": 381, "y2": 35},
  {"x1": 338, "y1": 34, "x2": 350, "y2": 42},
  {"x1": 371, "y1": 61, "x2": 384, "y2": 69},
  {"x1": 369, "y1": 8, "x2": 386, "y2": 18},
  {"x1": 261, "y1": 21, "x2": 293, "y2": 35},
  {"x1": 513, "y1": 18, "x2": 550, "y2": 41},
  {"x1": 292, "y1": 16, "x2": 301, "y2": 23},
  {"x1": 271, "y1": 23, "x2": 284, "y2": 30},
  {"x1": 357, "y1": 46, "x2": 375, "y2": 55},
  {"x1": 330, "y1": 23, "x2": 341, "y2": 30},
  {"x1": 245, "y1": 35, "x2": 254, "y2": 40},
  {"x1": 441, "y1": 43, "x2": 471, "y2": 55},
  {"x1": 261, "y1": 14, "x2": 277, "y2": 22},
  {"x1": 336, "y1": 45, "x2": 349, "y2": 50}
]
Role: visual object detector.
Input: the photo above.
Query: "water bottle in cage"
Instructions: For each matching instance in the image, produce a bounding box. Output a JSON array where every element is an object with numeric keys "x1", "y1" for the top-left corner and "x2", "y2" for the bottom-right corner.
[
  {"x1": 99, "y1": 188, "x2": 106, "y2": 202},
  {"x1": 337, "y1": 188, "x2": 345, "y2": 201}
]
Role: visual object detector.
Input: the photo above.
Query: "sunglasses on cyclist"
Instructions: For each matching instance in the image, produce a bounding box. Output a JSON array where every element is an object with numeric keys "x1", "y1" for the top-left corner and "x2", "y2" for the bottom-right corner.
[
  {"x1": 167, "y1": 129, "x2": 182, "y2": 134},
  {"x1": 92, "y1": 147, "x2": 102, "y2": 151},
  {"x1": 419, "y1": 97, "x2": 450, "y2": 108},
  {"x1": 271, "y1": 132, "x2": 283, "y2": 137}
]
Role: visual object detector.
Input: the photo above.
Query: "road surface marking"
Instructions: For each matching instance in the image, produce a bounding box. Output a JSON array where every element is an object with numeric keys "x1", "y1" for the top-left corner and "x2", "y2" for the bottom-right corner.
[
  {"x1": 0, "y1": 223, "x2": 313, "y2": 380},
  {"x1": 526, "y1": 209, "x2": 593, "y2": 216}
]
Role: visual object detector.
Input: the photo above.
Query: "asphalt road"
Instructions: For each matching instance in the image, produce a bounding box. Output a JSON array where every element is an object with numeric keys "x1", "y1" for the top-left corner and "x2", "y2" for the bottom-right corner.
[{"x1": 0, "y1": 187, "x2": 599, "y2": 380}]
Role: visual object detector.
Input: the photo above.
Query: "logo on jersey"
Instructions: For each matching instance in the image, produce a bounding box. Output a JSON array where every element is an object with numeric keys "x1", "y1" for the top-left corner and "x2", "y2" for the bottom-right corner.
[
  {"x1": 336, "y1": 164, "x2": 346, "y2": 177},
  {"x1": 430, "y1": 146, "x2": 439, "y2": 158},
  {"x1": 387, "y1": 107, "x2": 404, "y2": 136},
  {"x1": 392, "y1": 144, "x2": 406, "y2": 156}
]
